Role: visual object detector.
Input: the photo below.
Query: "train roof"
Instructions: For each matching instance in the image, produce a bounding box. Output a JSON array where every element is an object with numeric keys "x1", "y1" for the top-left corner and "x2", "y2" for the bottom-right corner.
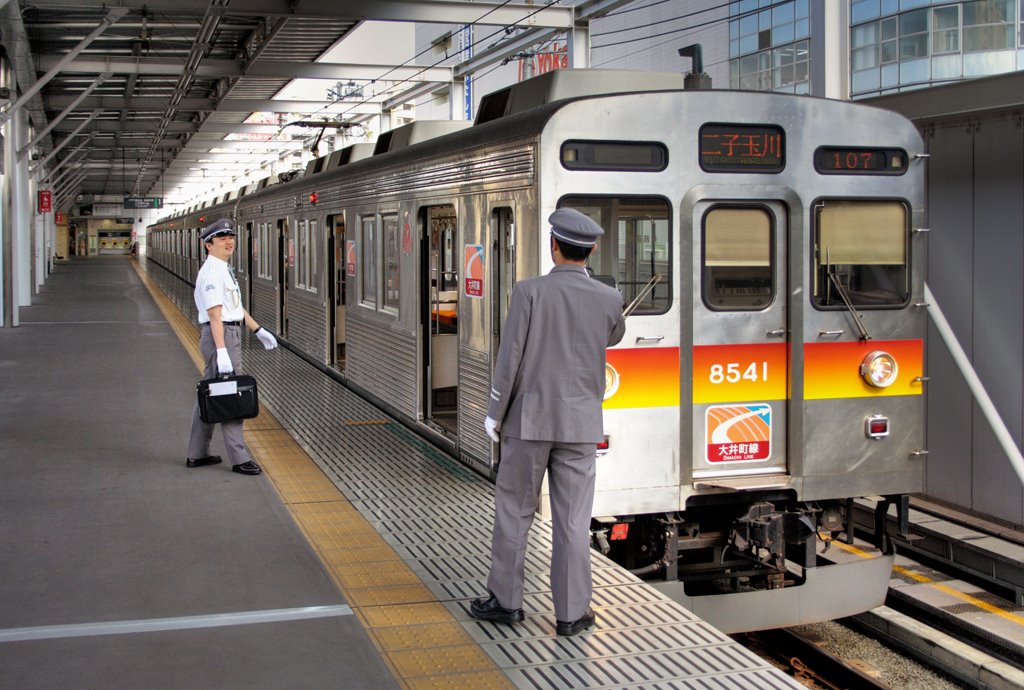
[{"x1": 475, "y1": 69, "x2": 686, "y2": 124}]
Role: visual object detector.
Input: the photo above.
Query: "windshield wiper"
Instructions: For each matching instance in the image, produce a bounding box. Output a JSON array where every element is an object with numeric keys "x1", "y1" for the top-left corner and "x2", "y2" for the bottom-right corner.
[
  {"x1": 825, "y1": 249, "x2": 871, "y2": 340},
  {"x1": 623, "y1": 273, "x2": 663, "y2": 318}
]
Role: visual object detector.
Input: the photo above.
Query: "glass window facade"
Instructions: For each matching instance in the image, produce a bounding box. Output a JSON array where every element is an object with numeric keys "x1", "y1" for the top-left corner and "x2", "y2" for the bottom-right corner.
[
  {"x1": 851, "y1": 0, "x2": 1024, "y2": 97},
  {"x1": 729, "y1": 0, "x2": 812, "y2": 93}
]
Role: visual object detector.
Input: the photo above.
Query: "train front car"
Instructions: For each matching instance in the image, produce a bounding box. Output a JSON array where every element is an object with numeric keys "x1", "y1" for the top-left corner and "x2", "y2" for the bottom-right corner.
[{"x1": 538, "y1": 89, "x2": 926, "y2": 632}]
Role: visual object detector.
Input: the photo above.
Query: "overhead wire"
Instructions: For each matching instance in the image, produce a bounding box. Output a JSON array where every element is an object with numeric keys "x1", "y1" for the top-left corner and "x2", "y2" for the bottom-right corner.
[
  {"x1": 592, "y1": 0, "x2": 799, "y2": 51},
  {"x1": 276, "y1": 0, "x2": 564, "y2": 132},
  {"x1": 592, "y1": 0, "x2": 734, "y2": 37}
]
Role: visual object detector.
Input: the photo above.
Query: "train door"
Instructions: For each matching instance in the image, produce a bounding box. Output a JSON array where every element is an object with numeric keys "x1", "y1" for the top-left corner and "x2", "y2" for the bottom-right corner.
[
  {"x1": 489, "y1": 206, "x2": 515, "y2": 464},
  {"x1": 327, "y1": 213, "x2": 346, "y2": 370},
  {"x1": 421, "y1": 204, "x2": 459, "y2": 434},
  {"x1": 277, "y1": 218, "x2": 289, "y2": 337},
  {"x1": 691, "y1": 200, "x2": 789, "y2": 482}
]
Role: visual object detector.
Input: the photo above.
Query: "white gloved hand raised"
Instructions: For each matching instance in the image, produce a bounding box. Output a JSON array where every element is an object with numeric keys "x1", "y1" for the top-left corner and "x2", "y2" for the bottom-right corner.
[
  {"x1": 216, "y1": 347, "x2": 234, "y2": 375},
  {"x1": 255, "y1": 327, "x2": 278, "y2": 350},
  {"x1": 484, "y1": 416, "x2": 500, "y2": 443}
]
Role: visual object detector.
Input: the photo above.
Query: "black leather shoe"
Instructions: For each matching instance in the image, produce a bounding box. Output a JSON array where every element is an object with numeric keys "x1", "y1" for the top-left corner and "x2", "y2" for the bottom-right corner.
[
  {"x1": 469, "y1": 594, "x2": 524, "y2": 624},
  {"x1": 186, "y1": 455, "x2": 222, "y2": 468},
  {"x1": 556, "y1": 608, "x2": 596, "y2": 636},
  {"x1": 231, "y1": 461, "x2": 262, "y2": 475}
]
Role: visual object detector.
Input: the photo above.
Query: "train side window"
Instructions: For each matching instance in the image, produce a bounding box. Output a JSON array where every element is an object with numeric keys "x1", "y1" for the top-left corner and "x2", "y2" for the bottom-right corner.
[
  {"x1": 382, "y1": 213, "x2": 400, "y2": 312},
  {"x1": 295, "y1": 220, "x2": 306, "y2": 290},
  {"x1": 558, "y1": 196, "x2": 672, "y2": 315},
  {"x1": 813, "y1": 200, "x2": 909, "y2": 308},
  {"x1": 361, "y1": 215, "x2": 377, "y2": 307},
  {"x1": 266, "y1": 220, "x2": 274, "y2": 276},
  {"x1": 256, "y1": 223, "x2": 266, "y2": 279},
  {"x1": 702, "y1": 206, "x2": 774, "y2": 311},
  {"x1": 428, "y1": 205, "x2": 459, "y2": 333},
  {"x1": 308, "y1": 220, "x2": 318, "y2": 295}
]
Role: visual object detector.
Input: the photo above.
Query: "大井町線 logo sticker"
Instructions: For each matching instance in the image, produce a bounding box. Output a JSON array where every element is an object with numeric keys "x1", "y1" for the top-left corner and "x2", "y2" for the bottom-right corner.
[{"x1": 705, "y1": 404, "x2": 771, "y2": 462}]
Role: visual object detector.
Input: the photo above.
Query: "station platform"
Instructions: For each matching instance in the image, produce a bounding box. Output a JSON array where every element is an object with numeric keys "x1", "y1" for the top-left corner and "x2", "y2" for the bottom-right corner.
[{"x1": 0, "y1": 256, "x2": 799, "y2": 689}]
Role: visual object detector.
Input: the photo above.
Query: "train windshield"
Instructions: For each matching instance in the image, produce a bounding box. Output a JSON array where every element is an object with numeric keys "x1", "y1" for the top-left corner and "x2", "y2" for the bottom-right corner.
[
  {"x1": 813, "y1": 200, "x2": 909, "y2": 308},
  {"x1": 559, "y1": 196, "x2": 671, "y2": 315}
]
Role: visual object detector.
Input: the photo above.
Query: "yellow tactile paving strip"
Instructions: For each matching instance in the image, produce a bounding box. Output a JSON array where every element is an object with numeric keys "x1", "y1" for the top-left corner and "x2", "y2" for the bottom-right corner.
[{"x1": 132, "y1": 261, "x2": 513, "y2": 690}]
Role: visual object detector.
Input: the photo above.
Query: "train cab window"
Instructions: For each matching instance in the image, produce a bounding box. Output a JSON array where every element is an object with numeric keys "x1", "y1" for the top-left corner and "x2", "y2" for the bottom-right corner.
[
  {"x1": 383, "y1": 213, "x2": 400, "y2": 312},
  {"x1": 702, "y1": 207, "x2": 773, "y2": 311},
  {"x1": 813, "y1": 200, "x2": 909, "y2": 308},
  {"x1": 361, "y1": 215, "x2": 377, "y2": 307},
  {"x1": 559, "y1": 196, "x2": 671, "y2": 315}
]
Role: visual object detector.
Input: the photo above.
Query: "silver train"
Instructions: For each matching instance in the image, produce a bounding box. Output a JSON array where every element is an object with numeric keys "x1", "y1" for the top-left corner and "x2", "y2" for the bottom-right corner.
[{"x1": 149, "y1": 70, "x2": 928, "y2": 632}]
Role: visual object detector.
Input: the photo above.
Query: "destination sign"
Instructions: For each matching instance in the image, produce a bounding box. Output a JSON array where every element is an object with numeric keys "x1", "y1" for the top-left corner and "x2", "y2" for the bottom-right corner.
[
  {"x1": 699, "y1": 124, "x2": 785, "y2": 173},
  {"x1": 123, "y1": 196, "x2": 163, "y2": 209}
]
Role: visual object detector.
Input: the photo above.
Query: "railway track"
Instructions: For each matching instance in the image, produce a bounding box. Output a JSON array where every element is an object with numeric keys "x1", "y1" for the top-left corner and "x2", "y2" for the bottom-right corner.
[
  {"x1": 738, "y1": 499, "x2": 1024, "y2": 689},
  {"x1": 735, "y1": 627, "x2": 893, "y2": 689}
]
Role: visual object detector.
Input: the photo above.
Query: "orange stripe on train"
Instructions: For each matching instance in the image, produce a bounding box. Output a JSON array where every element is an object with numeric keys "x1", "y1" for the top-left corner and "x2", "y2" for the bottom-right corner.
[{"x1": 804, "y1": 339, "x2": 923, "y2": 400}]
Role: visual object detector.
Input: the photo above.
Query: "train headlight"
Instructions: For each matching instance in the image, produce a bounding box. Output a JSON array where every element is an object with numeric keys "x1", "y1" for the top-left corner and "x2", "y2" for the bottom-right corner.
[
  {"x1": 860, "y1": 350, "x2": 898, "y2": 388},
  {"x1": 604, "y1": 363, "x2": 620, "y2": 400}
]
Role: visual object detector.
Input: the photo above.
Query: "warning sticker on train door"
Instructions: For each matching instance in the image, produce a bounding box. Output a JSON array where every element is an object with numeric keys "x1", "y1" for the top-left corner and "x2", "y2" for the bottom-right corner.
[
  {"x1": 464, "y1": 244, "x2": 484, "y2": 298},
  {"x1": 705, "y1": 404, "x2": 772, "y2": 462},
  {"x1": 345, "y1": 240, "x2": 356, "y2": 277}
]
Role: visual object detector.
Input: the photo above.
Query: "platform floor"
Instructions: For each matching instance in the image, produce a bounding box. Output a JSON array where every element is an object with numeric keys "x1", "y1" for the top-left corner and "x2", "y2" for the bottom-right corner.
[
  {"x1": 0, "y1": 257, "x2": 398, "y2": 689},
  {"x1": 1, "y1": 256, "x2": 800, "y2": 689}
]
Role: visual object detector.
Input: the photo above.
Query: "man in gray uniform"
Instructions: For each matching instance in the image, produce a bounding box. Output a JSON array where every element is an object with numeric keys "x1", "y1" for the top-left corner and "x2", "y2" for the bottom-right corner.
[
  {"x1": 471, "y1": 208, "x2": 626, "y2": 636},
  {"x1": 186, "y1": 218, "x2": 278, "y2": 475}
]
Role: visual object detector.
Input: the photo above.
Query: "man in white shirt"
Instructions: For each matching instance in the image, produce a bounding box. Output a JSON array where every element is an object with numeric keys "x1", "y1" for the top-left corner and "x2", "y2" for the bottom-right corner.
[{"x1": 186, "y1": 218, "x2": 278, "y2": 475}]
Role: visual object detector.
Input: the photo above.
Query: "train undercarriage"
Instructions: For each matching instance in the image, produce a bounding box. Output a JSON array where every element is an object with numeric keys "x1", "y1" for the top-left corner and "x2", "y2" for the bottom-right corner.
[{"x1": 591, "y1": 493, "x2": 911, "y2": 631}]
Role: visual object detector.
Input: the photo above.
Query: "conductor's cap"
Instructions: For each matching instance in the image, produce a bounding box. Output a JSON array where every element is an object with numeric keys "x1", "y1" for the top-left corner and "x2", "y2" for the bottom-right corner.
[
  {"x1": 549, "y1": 208, "x2": 603, "y2": 247},
  {"x1": 202, "y1": 218, "x2": 236, "y2": 242}
]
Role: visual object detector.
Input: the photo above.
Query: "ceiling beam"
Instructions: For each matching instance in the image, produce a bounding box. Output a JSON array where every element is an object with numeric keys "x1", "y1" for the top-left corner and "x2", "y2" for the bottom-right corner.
[
  {"x1": 205, "y1": 0, "x2": 573, "y2": 28},
  {"x1": 50, "y1": 121, "x2": 289, "y2": 135},
  {"x1": 45, "y1": 96, "x2": 385, "y2": 115},
  {"x1": 36, "y1": 56, "x2": 454, "y2": 82},
  {"x1": 0, "y1": 6, "x2": 127, "y2": 126}
]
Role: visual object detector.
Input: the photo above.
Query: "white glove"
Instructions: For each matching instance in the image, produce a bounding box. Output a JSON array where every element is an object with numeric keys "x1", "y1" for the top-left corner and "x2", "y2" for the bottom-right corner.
[
  {"x1": 484, "y1": 416, "x2": 500, "y2": 443},
  {"x1": 216, "y1": 348, "x2": 233, "y2": 375},
  {"x1": 255, "y1": 327, "x2": 278, "y2": 350}
]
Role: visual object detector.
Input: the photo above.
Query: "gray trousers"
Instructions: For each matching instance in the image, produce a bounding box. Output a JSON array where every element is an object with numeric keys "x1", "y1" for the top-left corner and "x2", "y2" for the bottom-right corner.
[
  {"x1": 186, "y1": 324, "x2": 253, "y2": 466},
  {"x1": 486, "y1": 436, "x2": 597, "y2": 622}
]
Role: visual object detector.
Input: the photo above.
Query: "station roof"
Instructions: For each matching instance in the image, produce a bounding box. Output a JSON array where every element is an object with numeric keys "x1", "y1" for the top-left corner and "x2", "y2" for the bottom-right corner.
[{"x1": 2, "y1": 0, "x2": 628, "y2": 210}]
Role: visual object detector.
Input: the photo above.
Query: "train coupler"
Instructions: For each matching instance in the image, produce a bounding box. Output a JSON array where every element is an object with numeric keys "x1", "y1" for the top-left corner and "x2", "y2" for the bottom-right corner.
[{"x1": 730, "y1": 502, "x2": 818, "y2": 568}]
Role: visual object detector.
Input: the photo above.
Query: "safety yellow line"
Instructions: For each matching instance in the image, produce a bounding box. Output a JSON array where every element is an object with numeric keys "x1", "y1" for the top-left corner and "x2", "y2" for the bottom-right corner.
[
  {"x1": 131, "y1": 259, "x2": 513, "y2": 690},
  {"x1": 833, "y1": 539, "x2": 1024, "y2": 626}
]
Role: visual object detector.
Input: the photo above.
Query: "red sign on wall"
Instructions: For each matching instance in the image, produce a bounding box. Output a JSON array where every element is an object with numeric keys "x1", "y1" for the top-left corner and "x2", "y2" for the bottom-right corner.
[{"x1": 38, "y1": 190, "x2": 53, "y2": 213}]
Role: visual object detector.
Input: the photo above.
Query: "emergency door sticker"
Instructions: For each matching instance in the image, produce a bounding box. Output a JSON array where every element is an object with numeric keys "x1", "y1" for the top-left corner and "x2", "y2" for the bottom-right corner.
[
  {"x1": 464, "y1": 244, "x2": 484, "y2": 298},
  {"x1": 345, "y1": 240, "x2": 356, "y2": 277},
  {"x1": 402, "y1": 212, "x2": 413, "y2": 255},
  {"x1": 706, "y1": 403, "x2": 772, "y2": 463}
]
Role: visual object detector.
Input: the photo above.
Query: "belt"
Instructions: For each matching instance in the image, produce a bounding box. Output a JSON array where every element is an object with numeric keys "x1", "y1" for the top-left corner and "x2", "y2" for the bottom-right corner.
[{"x1": 203, "y1": 321, "x2": 242, "y2": 327}]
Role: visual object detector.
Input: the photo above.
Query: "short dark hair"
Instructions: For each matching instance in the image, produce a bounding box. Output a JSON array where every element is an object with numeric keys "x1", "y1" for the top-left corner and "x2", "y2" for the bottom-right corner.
[{"x1": 554, "y1": 236, "x2": 592, "y2": 262}]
